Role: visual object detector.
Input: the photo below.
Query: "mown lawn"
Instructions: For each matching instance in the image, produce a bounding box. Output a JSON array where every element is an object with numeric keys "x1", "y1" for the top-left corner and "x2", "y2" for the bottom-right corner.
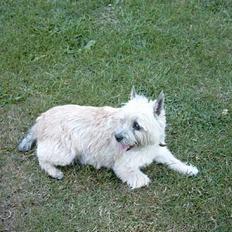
[{"x1": 0, "y1": 0, "x2": 231, "y2": 231}]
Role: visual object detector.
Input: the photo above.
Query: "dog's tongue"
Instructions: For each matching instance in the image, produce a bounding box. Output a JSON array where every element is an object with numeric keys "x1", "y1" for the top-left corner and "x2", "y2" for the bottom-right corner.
[{"x1": 121, "y1": 144, "x2": 130, "y2": 150}]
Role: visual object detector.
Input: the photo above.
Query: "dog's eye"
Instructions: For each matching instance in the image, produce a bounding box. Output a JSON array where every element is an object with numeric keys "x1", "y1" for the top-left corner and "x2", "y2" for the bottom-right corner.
[{"x1": 133, "y1": 121, "x2": 141, "y2": 130}]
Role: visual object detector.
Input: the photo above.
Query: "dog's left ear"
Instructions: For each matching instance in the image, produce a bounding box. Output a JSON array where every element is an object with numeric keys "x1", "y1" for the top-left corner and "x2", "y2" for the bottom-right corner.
[
  {"x1": 153, "y1": 91, "x2": 165, "y2": 116},
  {"x1": 130, "y1": 86, "x2": 137, "y2": 100}
]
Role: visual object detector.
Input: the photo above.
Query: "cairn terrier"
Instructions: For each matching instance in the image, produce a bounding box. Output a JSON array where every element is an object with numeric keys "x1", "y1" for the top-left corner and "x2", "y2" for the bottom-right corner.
[{"x1": 18, "y1": 87, "x2": 198, "y2": 189}]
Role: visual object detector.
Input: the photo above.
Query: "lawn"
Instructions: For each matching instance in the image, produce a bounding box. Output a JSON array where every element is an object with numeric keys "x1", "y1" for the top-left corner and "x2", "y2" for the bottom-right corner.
[{"x1": 0, "y1": 0, "x2": 232, "y2": 231}]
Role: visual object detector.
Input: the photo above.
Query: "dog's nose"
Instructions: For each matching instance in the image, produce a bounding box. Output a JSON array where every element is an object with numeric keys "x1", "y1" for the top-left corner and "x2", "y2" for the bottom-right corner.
[{"x1": 115, "y1": 134, "x2": 123, "y2": 142}]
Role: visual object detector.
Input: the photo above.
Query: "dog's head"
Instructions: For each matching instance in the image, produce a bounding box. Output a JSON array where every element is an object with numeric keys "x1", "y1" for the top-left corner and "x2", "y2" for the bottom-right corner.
[{"x1": 115, "y1": 87, "x2": 166, "y2": 151}]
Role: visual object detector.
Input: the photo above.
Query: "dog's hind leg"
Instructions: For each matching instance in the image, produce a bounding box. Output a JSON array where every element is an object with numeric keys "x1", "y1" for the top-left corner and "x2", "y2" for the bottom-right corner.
[
  {"x1": 153, "y1": 146, "x2": 199, "y2": 176},
  {"x1": 36, "y1": 141, "x2": 76, "y2": 179}
]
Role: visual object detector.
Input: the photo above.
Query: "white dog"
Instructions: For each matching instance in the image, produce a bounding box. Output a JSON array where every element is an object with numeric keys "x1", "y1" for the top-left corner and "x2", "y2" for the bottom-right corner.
[{"x1": 18, "y1": 87, "x2": 198, "y2": 189}]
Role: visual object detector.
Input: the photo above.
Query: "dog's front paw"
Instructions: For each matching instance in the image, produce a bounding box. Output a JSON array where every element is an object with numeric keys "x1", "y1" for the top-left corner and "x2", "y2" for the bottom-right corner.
[
  {"x1": 185, "y1": 165, "x2": 199, "y2": 176},
  {"x1": 126, "y1": 172, "x2": 150, "y2": 189}
]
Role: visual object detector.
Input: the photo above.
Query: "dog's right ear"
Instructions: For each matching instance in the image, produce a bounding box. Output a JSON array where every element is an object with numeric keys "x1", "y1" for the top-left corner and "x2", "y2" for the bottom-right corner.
[
  {"x1": 130, "y1": 86, "x2": 137, "y2": 100},
  {"x1": 153, "y1": 91, "x2": 165, "y2": 116}
]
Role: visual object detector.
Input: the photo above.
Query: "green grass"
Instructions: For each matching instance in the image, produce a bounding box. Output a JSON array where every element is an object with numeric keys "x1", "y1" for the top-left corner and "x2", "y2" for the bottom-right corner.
[{"x1": 1, "y1": 0, "x2": 232, "y2": 231}]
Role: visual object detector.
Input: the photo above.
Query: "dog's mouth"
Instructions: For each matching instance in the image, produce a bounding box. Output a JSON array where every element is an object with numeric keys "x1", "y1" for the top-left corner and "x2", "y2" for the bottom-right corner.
[
  {"x1": 120, "y1": 143, "x2": 137, "y2": 151},
  {"x1": 126, "y1": 144, "x2": 135, "y2": 151}
]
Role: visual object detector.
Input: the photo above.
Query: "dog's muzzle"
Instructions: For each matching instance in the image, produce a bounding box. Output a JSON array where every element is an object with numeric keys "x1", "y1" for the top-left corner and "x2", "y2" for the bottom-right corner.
[{"x1": 115, "y1": 134, "x2": 136, "y2": 151}]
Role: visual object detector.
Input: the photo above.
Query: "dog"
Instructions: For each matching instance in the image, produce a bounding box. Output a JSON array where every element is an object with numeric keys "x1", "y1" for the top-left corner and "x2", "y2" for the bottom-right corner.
[{"x1": 18, "y1": 87, "x2": 198, "y2": 189}]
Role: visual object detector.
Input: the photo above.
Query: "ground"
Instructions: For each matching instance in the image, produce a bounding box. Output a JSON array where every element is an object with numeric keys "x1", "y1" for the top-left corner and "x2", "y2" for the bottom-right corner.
[{"x1": 0, "y1": 0, "x2": 232, "y2": 231}]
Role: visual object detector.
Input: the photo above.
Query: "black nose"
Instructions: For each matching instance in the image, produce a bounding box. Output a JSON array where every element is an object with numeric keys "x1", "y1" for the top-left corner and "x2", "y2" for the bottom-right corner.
[{"x1": 115, "y1": 134, "x2": 123, "y2": 142}]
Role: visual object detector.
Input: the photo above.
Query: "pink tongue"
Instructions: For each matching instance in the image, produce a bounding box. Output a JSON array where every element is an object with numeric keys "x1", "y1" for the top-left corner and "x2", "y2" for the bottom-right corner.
[{"x1": 121, "y1": 144, "x2": 130, "y2": 150}]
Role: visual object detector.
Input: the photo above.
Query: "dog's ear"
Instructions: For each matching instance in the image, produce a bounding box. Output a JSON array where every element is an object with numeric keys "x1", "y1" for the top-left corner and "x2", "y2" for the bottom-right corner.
[
  {"x1": 153, "y1": 91, "x2": 165, "y2": 116},
  {"x1": 130, "y1": 86, "x2": 137, "y2": 100}
]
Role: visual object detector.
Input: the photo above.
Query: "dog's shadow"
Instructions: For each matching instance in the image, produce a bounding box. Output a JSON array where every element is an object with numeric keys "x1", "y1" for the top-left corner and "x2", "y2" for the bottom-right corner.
[{"x1": 58, "y1": 160, "x2": 119, "y2": 187}]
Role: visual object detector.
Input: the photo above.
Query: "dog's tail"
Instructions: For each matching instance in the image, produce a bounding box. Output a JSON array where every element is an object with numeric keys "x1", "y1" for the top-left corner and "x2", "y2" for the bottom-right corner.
[{"x1": 18, "y1": 125, "x2": 37, "y2": 152}]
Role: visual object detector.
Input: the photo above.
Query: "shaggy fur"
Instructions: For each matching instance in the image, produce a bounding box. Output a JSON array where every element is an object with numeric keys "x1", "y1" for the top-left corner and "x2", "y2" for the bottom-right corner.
[{"x1": 18, "y1": 88, "x2": 198, "y2": 189}]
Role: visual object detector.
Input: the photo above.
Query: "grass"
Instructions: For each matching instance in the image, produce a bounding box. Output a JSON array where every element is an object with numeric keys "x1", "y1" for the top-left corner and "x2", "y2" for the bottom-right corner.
[{"x1": 1, "y1": 0, "x2": 232, "y2": 231}]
